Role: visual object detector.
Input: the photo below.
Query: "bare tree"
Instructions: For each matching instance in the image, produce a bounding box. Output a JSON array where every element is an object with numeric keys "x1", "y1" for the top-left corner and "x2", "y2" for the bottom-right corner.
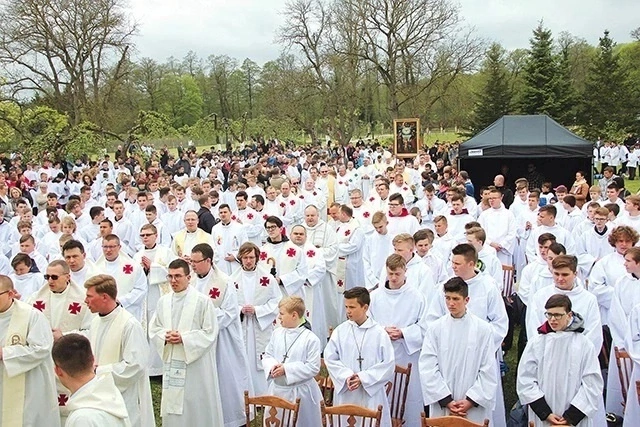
[{"x1": 0, "y1": 0, "x2": 136, "y2": 125}]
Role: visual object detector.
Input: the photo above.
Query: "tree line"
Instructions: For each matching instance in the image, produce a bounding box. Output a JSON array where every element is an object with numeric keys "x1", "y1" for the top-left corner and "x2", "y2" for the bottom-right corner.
[{"x1": 0, "y1": 0, "x2": 637, "y2": 160}]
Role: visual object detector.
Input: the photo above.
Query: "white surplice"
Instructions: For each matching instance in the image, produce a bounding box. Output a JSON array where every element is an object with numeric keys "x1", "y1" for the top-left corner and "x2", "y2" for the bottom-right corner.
[
  {"x1": 369, "y1": 284, "x2": 428, "y2": 427},
  {"x1": 149, "y1": 287, "x2": 224, "y2": 427},
  {"x1": 0, "y1": 300, "x2": 60, "y2": 427},
  {"x1": 362, "y1": 231, "x2": 394, "y2": 290},
  {"x1": 65, "y1": 374, "x2": 131, "y2": 427},
  {"x1": 210, "y1": 221, "x2": 247, "y2": 275},
  {"x1": 324, "y1": 317, "x2": 395, "y2": 427},
  {"x1": 420, "y1": 312, "x2": 497, "y2": 424},
  {"x1": 588, "y1": 251, "x2": 626, "y2": 324},
  {"x1": 262, "y1": 326, "x2": 323, "y2": 426},
  {"x1": 93, "y1": 254, "x2": 148, "y2": 322}
]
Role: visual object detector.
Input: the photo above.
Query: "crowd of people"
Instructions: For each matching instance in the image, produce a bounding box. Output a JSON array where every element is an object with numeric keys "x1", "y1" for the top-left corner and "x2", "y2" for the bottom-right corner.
[{"x1": 0, "y1": 136, "x2": 638, "y2": 427}]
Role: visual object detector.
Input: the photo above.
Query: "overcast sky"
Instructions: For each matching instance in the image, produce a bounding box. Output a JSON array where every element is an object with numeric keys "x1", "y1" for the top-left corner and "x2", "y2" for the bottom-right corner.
[{"x1": 129, "y1": 0, "x2": 640, "y2": 64}]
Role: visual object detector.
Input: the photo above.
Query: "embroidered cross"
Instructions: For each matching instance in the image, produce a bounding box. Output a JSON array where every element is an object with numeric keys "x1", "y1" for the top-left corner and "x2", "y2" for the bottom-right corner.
[
  {"x1": 337, "y1": 279, "x2": 344, "y2": 287},
  {"x1": 263, "y1": 214, "x2": 268, "y2": 220},
  {"x1": 363, "y1": 212, "x2": 370, "y2": 218},
  {"x1": 232, "y1": 215, "x2": 237, "y2": 221},
  {"x1": 209, "y1": 288, "x2": 221, "y2": 299},
  {"x1": 403, "y1": 187, "x2": 408, "y2": 191},
  {"x1": 280, "y1": 202, "x2": 286, "y2": 208},
  {"x1": 68, "y1": 302, "x2": 81, "y2": 315},
  {"x1": 313, "y1": 192, "x2": 317, "y2": 196},
  {"x1": 33, "y1": 300, "x2": 46, "y2": 311},
  {"x1": 306, "y1": 250, "x2": 316, "y2": 258},
  {"x1": 369, "y1": 197, "x2": 375, "y2": 202},
  {"x1": 260, "y1": 252, "x2": 267, "y2": 261},
  {"x1": 247, "y1": 213, "x2": 254, "y2": 220},
  {"x1": 344, "y1": 229, "x2": 351, "y2": 236},
  {"x1": 286, "y1": 248, "x2": 296, "y2": 257},
  {"x1": 123, "y1": 264, "x2": 133, "y2": 274},
  {"x1": 260, "y1": 276, "x2": 270, "y2": 287},
  {"x1": 289, "y1": 200, "x2": 295, "y2": 205},
  {"x1": 58, "y1": 394, "x2": 68, "y2": 406}
]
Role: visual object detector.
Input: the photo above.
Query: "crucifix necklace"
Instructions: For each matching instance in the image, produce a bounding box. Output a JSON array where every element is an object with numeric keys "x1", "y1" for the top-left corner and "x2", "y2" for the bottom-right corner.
[
  {"x1": 282, "y1": 327, "x2": 305, "y2": 363},
  {"x1": 350, "y1": 324, "x2": 368, "y2": 370}
]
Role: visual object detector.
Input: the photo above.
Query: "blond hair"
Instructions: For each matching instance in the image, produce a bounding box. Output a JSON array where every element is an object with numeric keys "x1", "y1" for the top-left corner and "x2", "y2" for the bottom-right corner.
[
  {"x1": 84, "y1": 274, "x2": 117, "y2": 300},
  {"x1": 278, "y1": 296, "x2": 306, "y2": 318}
]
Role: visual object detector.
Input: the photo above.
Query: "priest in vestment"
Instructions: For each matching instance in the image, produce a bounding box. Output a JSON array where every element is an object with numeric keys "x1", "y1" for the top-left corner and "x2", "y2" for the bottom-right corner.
[
  {"x1": 231, "y1": 242, "x2": 282, "y2": 395},
  {"x1": 0, "y1": 274, "x2": 60, "y2": 426},
  {"x1": 27, "y1": 260, "x2": 94, "y2": 424},
  {"x1": 325, "y1": 287, "x2": 395, "y2": 427},
  {"x1": 93, "y1": 234, "x2": 148, "y2": 322},
  {"x1": 369, "y1": 255, "x2": 428, "y2": 427},
  {"x1": 190, "y1": 243, "x2": 250, "y2": 427},
  {"x1": 63, "y1": 239, "x2": 98, "y2": 287},
  {"x1": 336, "y1": 205, "x2": 365, "y2": 294},
  {"x1": 84, "y1": 274, "x2": 155, "y2": 427},
  {"x1": 149, "y1": 259, "x2": 224, "y2": 427},
  {"x1": 171, "y1": 210, "x2": 211, "y2": 260},
  {"x1": 133, "y1": 224, "x2": 177, "y2": 375},
  {"x1": 260, "y1": 216, "x2": 308, "y2": 298},
  {"x1": 420, "y1": 277, "x2": 497, "y2": 424},
  {"x1": 303, "y1": 205, "x2": 340, "y2": 343},
  {"x1": 210, "y1": 204, "x2": 248, "y2": 275}
]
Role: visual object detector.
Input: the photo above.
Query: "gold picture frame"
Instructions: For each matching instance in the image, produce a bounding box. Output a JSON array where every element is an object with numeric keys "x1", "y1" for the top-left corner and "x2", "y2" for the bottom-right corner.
[{"x1": 393, "y1": 118, "x2": 420, "y2": 158}]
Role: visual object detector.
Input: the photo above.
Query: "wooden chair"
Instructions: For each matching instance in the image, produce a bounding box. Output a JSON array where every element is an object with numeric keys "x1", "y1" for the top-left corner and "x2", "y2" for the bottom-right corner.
[
  {"x1": 615, "y1": 346, "x2": 634, "y2": 405},
  {"x1": 385, "y1": 363, "x2": 412, "y2": 427},
  {"x1": 316, "y1": 358, "x2": 335, "y2": 406},
  {"x1": 420, "y1": 414, "x2": 489, "y2": 427},
  {"x1": 502, "y1": 264, "x2": 515, "y2": 298},
  {"x1": 321, "y1": 401, "x2": 382, "y2": 427},
  {"x1": 244, "y1": 390, "x2": 300, "y2": 427}
]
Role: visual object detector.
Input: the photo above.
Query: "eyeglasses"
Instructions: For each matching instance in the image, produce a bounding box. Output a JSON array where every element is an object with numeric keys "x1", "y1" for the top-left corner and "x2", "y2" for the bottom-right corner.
[
  {"x1": 190, "y1": 258, "x2": 207, "y2": 264},
  {"x1": 0, "y1": 290, "x2": 10, "y2": 296},
  {"x1": 265, "y1": 225, "x2": 278, "y2": 230},
  {"x1": 166, "y1": 274, "x2": 186, "y2": 281},
  {"x1": 139, "y1": 233, "x2": 155, "y2": 237},
  {"x1": 44, "y1": 274, "x2": 63, "y2": 280},
  {"x1": 544, "y1": 312, "x2": 567, "y2": 320}
]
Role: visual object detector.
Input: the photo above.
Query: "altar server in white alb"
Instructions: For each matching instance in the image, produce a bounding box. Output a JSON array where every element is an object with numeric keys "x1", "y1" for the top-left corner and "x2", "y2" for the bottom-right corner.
[
  {"x1": 0, "y1": 274, "x2": 60, "y2": 426},
  {"x1": 518, "y1": 294, "x2": 604, "y2": 427},
  {"x1": 325, "y1": 286, "x2": 395, "y2": 427},
  {"x1": 477, "y1": 187, "x2": 517, "y2": 266},
  {"x1": 420, "y1": 276, "x2": 497, "y2": 424},
  {"x1": 84, "y1": 274, "x2": 155, "y2": 427},
  {"x1": 231, "y1": 242, "x2": 282, "y2": 395},
  {"x1": 369, "y1": 254, "x2": 428, "y2": 427},
  {"x1": 262, "y1": 296, "x2": 323, "y2": 425},
  {"x1": 149, "y1": 259, "x2": 224, "y2": 427},
  {"x1": 52, "y1": 333, "x2": 130, "y2": 427},
  {"x1": 189, "y1": 243, "x2": 249, "y2": 427},
  {"x1": 93, "y1": 234, "x2": 148, "y2": 322}
]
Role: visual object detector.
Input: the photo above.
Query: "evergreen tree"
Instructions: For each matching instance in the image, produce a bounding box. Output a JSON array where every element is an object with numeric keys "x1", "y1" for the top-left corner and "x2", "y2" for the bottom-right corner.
[
  {"x1": 518, "y1": 23, "x2": 558, "y2": 116},
  {"x1": 553, "y1": 45, "x2": 578, "y2": 125},
  {"x1": 469, "y1": 43, "x2": 512, "y2": 134},
  {"x1": 579, "y1": 30, "x2": 631, "y2": 139}
]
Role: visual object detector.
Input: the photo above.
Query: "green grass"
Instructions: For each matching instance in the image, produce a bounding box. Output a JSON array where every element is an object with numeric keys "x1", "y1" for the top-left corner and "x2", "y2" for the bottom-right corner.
[{"x1": 626, "y1": 179, "x2": 640, "y2": 194}]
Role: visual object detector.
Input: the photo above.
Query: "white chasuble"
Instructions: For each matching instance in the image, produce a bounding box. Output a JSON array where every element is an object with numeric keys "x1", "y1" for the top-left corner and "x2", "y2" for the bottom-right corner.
[{"x1": 260, "y1": 239, "x2": 308, "y2": 298}]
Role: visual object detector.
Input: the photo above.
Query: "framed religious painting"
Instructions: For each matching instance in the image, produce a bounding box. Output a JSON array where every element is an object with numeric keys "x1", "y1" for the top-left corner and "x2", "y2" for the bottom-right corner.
[{"x1": 393, "y1": 118, "x2": 420, "y2": 158}]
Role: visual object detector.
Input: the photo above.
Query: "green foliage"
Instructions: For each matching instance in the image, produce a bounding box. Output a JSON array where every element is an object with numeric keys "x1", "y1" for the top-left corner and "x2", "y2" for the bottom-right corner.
[
  {"x1": 134, "y1": 111, "x2": 179, "y2": 141},
  {"x1": 469, "y1": 43, "x2": 513, "y2": 134}
]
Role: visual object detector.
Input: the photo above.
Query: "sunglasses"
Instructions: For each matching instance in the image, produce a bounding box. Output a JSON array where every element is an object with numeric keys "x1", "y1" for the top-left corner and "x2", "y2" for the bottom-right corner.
[{"x1": 44, "y1": 274, "x2": 64, "y2": 280}]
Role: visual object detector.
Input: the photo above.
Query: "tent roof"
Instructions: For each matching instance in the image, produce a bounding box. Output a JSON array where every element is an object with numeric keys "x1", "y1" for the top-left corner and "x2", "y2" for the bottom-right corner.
[{"x1": 459, "y1": 115, "x2": 592, "y2": 158}]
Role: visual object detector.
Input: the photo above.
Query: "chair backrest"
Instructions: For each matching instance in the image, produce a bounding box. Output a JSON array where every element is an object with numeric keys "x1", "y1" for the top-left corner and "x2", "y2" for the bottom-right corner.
[
  {"x1": 244, "y1": 390, "x2": 300, "y2": 427},
  {"x1": 316, "y1": 358, "x2": 335, "y2": 406},
  {"x1": 386, "y1": 363, "x2": 412, "y2": 423},
  {"x1": 421, "y1": 414, "x2": 489, "y2": 427},
  {"x1": 615, "y1": 346, "x2": 634, "y2": 402},
  {"x1": 321, "y1": 401, "x2": 382, "y2": 427},
  {"x1": 502, "y1": 264, "x2": 515, "y2": 297}
]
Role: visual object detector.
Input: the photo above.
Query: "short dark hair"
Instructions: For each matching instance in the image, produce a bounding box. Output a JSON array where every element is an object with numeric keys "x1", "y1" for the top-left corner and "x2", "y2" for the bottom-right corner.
[
  {"x1": 236, "y1": 191, "x2": 248, "y2": 201},
  {"x1": 389, "y1": 193, "x2": 404, "y2": 205},
  {"x1": 343, "y1": 286, "x2": 370, "y2": 306},
  {"x1": 89, "y1": 206, "x2": 104, "y2": 220},
  {"x1": 451, "y1": 243, "x2": 477, "y2": 263},
  {"x1": 548, "y1": 242, "x2": 566, "y2": 256},
  {"x1": 539, "y1": 205, "x2": 557, "y2": 217},
  {"x1": 52, "y1": 333, "x2": 94, "y2": 376},
  {"x1": 538, "y1": 233, "x2": 557, "y2": 245},
  {"x1": 62, "y1": 240, "x2": 85, "y2": 254},
  {"x1": 443, "y1": 276, "x2": 469, "y2": 298},
  {"x1": 252, "y1": 195, "x2": 265, "y2": 205},
  {"x1": 544, "y1": 294, "x2": 572, "y2": 313},
  {"x1": 168, "y1": 259, "x2": 190, "y2": 275},
  {"x1": 192, "y1": 243, "x2": 213, "y2": 261},
  {"x1": 265, "y1": 216, "x2": 283, "y2": 228}
]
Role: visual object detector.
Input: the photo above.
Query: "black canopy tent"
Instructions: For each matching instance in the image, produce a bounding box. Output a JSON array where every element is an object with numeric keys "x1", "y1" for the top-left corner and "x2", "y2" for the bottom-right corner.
[{"x1": 458, "y1": 115, "x2": 593, "y2": 197}]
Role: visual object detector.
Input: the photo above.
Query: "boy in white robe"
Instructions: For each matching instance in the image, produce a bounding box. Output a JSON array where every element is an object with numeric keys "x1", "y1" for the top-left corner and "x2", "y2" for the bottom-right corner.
[
  {"x1": 477, "y1": 188, "x2": 517, "y2": 266},
  {"x1": 9, "y1": 253, "x2": 45, "y2": 300},
  {"x1": 369, "y1": 254, "x2": 428, "y2": 427},
  {"x1": 362, "y1": 212, "x2": 394, "y2": 290},
  {"x1": 420, "y1": 276, "x2": 497, "y2": 424},
  {"x1": 149, "y1": 259, "x2": 224, "y2": 427},
  {"x1": 518, "y1": 294, "x2": 604, "y2": 427},
  {"x1": 84, "y1": 274, "x2": 155, "y2": 427},
  {"x1": 262, "y1": 296, "x2": 323, "y2": 425},
  {"x1": 0, "y1": 274, "x2": 61, "y2": 427},
  {"x1": 232, "y1": 242, "x2": 282, "y2": 395},
  {"x1": 465, "y1": 227, "x2": 503, "y2": 291},
  {"x1": 325, "y1": 286, "x2": 395, "y2": 427},
  {"x1": 52, "y1": 333, "x2": 130, "y2": 427},
  {"x1": 413, "y1": 229, "x2": 447, "y2": 284},
  {"x1": 190, "y1": 243, "x2": 249, "y2": 427}
]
